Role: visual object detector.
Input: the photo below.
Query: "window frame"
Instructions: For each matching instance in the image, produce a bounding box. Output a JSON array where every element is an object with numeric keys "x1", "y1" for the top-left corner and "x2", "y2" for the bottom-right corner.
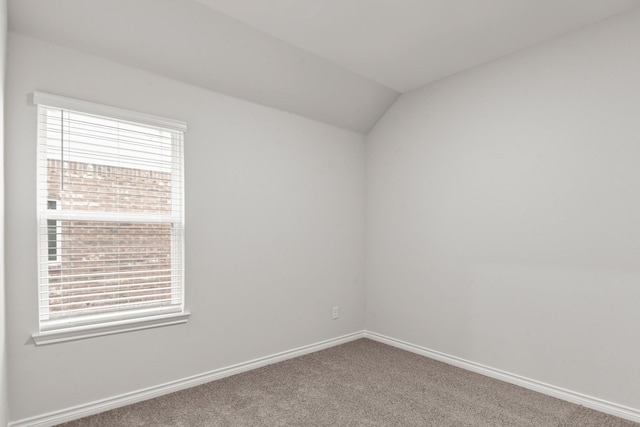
[{"x1": 31, "y1": 92, "x2": 189, "y2": 345}]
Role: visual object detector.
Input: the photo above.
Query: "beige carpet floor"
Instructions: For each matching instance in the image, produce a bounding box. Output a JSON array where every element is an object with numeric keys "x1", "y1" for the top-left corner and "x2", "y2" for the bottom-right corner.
[{"x1": 58, "y1": 339, "x2": 638, "y2": 426}]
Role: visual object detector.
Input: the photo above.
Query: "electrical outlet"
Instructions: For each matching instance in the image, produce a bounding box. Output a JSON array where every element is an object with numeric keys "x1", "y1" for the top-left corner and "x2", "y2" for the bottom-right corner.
[{"x1": 332, "y1": 306, "x2": 339, "y2": 320}]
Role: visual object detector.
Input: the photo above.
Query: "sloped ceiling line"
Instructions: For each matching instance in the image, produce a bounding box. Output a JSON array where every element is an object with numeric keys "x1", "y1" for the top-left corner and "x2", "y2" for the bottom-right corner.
[{"x1": 8, "y1": 0, "x2": 640, "y2": 133}]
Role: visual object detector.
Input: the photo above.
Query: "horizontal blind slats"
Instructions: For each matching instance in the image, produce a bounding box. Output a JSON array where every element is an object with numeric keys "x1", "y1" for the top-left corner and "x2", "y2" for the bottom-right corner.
[
  {"x1": 44, "y1": 275, "x2": 178, "y2": 287},
  {"x1": 38, "y1": 212, "x2": 181, "y2": 223},
  {"x1": 39, "y1": 116, "x2": 177, "y2": 144},
  {"x1": 40, "y1": 282, "x2": 174, "y2": 295},
  {"x1": 43, "y1": 293, "x2": 177, "y2": 309},
  {"x1": 41, "y1": 299, "x2": 179, "y2": 319},
  {"x1": 41, "y1": 145, "x2": 176, "y2": 170},
  {"x1": 44, "y1": 290, "x2": 177, "y2": 306},
  {"x1": 39, "y1": 257, "x2": 176, "y2": 268}
]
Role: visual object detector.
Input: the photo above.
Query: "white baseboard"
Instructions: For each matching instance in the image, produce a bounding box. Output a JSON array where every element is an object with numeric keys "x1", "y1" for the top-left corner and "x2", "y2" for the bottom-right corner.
[
  {"x1": 9, "y1": 331, "x2": 365, "y2": 427},
  {"x1": 364, "y1": 331, "x2": 640, "y2": 424}
]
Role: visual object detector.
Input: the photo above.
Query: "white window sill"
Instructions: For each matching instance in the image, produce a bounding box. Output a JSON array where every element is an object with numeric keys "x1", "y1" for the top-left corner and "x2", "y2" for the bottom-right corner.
[{"x1": 32, "y1": 311, "x2": 191, "y2": 346}]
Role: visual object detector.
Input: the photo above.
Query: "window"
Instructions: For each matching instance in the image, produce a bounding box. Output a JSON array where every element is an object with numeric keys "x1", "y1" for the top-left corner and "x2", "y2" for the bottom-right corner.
[
  {"x1": 33, "y1": 92, "x2": 188, "y2": 344},
  {"x1": 47, "y1": 200, "x2": 60, "y2": 262}
]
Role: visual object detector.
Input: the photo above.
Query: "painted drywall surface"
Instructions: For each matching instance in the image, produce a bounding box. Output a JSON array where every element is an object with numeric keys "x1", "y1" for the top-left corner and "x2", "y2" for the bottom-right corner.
[
  {"x1": 366, "y1": 8, "x2": 640, "y2": 409},
  {"x1": 0, "y1": 1, "x2": 8, "y2": 425},
  {"x1": 5, "y1": 32, "x2": 365, "y2": 421}
]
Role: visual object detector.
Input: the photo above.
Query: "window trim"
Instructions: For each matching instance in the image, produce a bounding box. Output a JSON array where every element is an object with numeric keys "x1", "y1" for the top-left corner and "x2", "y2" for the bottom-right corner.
[
  {"x1": 32, "y1": 311, "x2": 191, "y2": 346},
  {"x1": 32, "y1": 92, "x2": 189, "y2": 344}
]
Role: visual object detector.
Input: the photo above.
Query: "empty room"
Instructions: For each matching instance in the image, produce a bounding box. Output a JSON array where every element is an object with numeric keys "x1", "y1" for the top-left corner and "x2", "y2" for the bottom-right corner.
[{"x1": 1, "y1": 0, "x2": 640, "y2": 426}]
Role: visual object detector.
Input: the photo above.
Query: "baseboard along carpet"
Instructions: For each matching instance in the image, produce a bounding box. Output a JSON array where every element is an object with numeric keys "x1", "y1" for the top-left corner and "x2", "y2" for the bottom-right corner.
[{"x1": 58, "y1": 339, "x2": 638, "y2": 426}]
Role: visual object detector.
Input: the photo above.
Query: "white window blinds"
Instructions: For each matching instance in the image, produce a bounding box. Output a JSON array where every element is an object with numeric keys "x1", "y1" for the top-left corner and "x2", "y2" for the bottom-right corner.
[{"x1": 35, "y1": 92, "x2": 186, "y2": 333}]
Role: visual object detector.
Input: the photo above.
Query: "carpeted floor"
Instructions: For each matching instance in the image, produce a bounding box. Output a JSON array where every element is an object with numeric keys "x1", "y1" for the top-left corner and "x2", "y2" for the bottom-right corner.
[{"x1": 58, "y1": 339, "x2": 638, "y2": 426}]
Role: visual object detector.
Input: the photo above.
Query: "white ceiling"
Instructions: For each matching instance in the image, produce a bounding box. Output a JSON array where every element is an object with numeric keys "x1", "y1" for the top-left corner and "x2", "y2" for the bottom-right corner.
[
  {"x1": 196, "y1": 0, "x2": 640, "y2": 93},
  {"x1": 8, "y1": 0, "x2": 640, "y2": 133}
]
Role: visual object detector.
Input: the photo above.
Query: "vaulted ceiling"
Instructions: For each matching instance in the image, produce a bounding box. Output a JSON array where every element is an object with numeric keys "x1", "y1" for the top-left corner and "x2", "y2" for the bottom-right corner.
[{"x1": 9, "y1": 0, "x2": 640, "y2": 133}]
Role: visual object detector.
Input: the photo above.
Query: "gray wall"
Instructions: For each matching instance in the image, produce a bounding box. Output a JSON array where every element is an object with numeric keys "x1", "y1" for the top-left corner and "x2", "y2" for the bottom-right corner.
[
  {"x1": 0, "y1": 0, "x2": 7, "y2": 425},
  {"x1": 366, "y1": 8, "x2": 640, "y2": 410},
  {"x1": 5, "y1": 32, "x2": 366, "y2": 422}
]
